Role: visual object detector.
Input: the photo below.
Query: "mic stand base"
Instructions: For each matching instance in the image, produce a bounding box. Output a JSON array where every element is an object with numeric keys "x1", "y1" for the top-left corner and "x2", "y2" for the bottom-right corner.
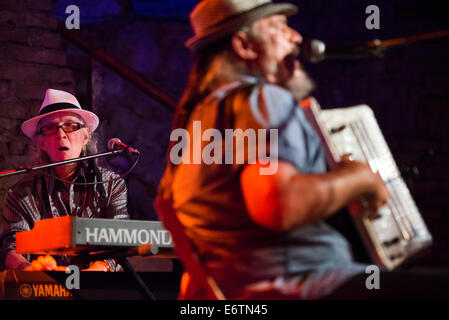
[{"x1": 117, "y1": 257, "x2": 156, "y2": 300}]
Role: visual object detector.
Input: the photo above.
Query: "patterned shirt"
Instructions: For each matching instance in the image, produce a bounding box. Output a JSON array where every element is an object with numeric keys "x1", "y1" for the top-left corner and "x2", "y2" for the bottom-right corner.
[{"x1": 0, "y1": 162, "x2": 129, "y2": 270}]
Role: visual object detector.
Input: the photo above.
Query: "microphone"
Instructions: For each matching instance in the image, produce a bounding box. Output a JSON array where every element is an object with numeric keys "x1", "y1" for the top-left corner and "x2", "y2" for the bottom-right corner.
[
  {"x1": 108, "y1": 138, "x2": 140, "y2": 155},
  {"x1": 301, "y1": 39, "x2": 385, "y2": 63}
]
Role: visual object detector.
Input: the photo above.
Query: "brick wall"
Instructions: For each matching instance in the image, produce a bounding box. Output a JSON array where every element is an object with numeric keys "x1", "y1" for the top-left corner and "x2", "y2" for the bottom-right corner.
[
  {"x1": 0, "y1": 0, "x2": 76, "y2": 210},
  {"x1": 62, "y1": 17, "x2": 191, "y2": 221}
]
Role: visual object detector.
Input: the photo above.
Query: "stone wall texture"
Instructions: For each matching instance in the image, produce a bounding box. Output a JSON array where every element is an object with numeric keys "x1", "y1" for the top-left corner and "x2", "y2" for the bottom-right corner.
[{"x1": 0, "y1": 0, "x2": 75, "y2": 210}]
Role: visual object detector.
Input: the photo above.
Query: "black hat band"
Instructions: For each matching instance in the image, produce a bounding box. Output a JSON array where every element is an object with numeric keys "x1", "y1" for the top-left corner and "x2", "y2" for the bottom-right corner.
[{"x1": 39, "y1": 103, "x2": 81, "y2": 116}]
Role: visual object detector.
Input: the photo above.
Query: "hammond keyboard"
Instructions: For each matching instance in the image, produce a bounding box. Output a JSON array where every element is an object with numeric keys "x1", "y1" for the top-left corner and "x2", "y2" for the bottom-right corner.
[{"x1": 16, "y1": 216, "x2": 174, "y2": 256}]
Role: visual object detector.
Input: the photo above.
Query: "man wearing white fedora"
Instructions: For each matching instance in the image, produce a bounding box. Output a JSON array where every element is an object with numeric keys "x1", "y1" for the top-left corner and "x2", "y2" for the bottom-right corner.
[
  {"x1": 157, "y1": 0, "x2": 449, "y2": 299},
  {"x1": 0, "y1": 89, "x2": 129, "y2": 271}
]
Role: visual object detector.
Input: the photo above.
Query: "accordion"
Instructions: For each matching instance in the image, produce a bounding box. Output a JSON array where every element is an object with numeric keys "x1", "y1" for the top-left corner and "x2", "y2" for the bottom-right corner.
[{"x1": 300, "y1": 97, "x2": 432, "y2": 270}]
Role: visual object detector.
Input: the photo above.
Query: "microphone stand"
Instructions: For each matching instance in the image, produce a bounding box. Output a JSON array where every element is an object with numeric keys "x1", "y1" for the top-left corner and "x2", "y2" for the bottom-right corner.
[
  {"x1": 362, "y1": 28, "x2": 449, "y2": 58},
  {"x1": 0, "y1": 149, "x2": 125, "y2": 179},
  {"x1": 303, "y1": 28, "x2": 449, "y2": 63},
  {"x1": 367, "y1": 28, "x2": 449, "y2": 50}
]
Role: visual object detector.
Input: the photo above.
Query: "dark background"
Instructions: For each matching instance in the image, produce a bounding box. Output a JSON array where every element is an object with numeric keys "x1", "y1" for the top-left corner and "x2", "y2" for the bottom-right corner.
[{"x1": 0, "y1": 0, "x2": 448, "y2": 269}]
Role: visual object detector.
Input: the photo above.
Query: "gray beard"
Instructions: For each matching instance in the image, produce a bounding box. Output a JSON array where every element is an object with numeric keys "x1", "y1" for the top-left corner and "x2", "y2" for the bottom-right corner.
[
  {"x1": 262, "y1": 54, "x2": 315, "y2": 102},
  {"x1": 282, "y1": 67, "x2": 315, "y2": 102}
]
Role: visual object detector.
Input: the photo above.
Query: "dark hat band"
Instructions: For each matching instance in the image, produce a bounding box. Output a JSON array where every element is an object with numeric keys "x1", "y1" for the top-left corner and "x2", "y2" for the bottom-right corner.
[{"x1": 39, "y1": 103, "x2": 81, "y2": 115}]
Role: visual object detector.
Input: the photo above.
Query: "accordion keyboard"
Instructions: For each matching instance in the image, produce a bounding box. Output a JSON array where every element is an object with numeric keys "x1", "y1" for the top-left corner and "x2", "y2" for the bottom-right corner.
[{"x1": 301, "y1": 97, "x2": 432, "y2": 269}]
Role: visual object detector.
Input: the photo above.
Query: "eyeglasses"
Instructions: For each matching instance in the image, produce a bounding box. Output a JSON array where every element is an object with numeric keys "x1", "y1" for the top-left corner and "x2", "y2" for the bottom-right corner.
[{"x1": 39, "y1": 122, "x2": 85, "y2": 136}]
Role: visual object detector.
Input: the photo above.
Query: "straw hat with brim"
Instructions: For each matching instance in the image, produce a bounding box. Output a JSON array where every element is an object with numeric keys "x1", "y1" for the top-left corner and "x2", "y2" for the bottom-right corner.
[
  {"x1": 21, "y1": 89, "x2": 99, "y2": 138},
  {"x1": 185, "y1": 0, "x2": 298, "y2": 53}
]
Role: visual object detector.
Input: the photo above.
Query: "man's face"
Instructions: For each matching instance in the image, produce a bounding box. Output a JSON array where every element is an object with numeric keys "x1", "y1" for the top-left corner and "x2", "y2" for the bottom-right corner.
[
  {"x1": 38, "y1": 112, "x2": 89, "y2": 163},
  {"x1": 249, "y1": 14, "x2": 314, "y2": 100}
]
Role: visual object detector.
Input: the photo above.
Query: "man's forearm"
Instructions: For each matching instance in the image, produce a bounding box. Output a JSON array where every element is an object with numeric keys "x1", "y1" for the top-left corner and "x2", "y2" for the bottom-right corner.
[
  {"x1": 279, "y1": 163, "x2": 376, "y2": 229},
  {"x1": 241, "y1": 160, "x2": 386, "y2": 231}
]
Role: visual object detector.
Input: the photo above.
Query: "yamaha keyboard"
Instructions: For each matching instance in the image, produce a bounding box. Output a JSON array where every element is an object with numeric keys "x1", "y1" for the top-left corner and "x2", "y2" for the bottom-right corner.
[
  {"x1": 16, "y1": 216, "x2": 175, "y2": 257},
  {"x1": 6, "y1": 217, "x2": 179, "y2": 300},
  {"x1": 0, "y1": 268, "x2": 182, "y2": 300}
]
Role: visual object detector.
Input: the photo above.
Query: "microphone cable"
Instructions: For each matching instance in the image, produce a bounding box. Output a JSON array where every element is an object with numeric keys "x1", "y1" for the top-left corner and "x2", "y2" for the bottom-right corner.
[{"x1": 34, "y1": 152, "x2": 140, "y2": 187}]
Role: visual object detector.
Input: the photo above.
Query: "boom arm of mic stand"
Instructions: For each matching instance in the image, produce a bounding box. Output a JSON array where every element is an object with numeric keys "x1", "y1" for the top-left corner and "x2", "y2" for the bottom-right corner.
[
  {"x1": 0, "y1": 149, "x2": 126, "y2": 179},
  {"x1": 365, "y1": 28, "x2": 449, "y2": 54}
]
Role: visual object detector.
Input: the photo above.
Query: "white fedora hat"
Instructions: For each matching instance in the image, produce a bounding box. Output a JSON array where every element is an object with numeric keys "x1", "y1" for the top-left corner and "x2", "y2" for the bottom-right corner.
[
  {"x1": 21, "y1": 89, "x2": 99, "y2": 138},
  {"x1": 185, "y1": 0, "x2": 298, "y2": 53}
]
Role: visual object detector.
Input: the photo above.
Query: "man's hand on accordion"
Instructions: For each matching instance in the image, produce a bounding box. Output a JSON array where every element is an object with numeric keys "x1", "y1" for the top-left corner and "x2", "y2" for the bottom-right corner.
[{"x1": 337, "y1": 154, "x2": 390, "y2": 219}]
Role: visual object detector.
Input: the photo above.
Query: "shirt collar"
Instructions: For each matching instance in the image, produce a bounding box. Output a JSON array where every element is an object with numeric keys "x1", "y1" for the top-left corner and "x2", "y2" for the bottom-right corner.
[
  {"x1": 46, "y1": 162, "x2": 89, "y2": 193},
  {"x1": 210, "y1": 74, "x2": 264, "y2": 101}
]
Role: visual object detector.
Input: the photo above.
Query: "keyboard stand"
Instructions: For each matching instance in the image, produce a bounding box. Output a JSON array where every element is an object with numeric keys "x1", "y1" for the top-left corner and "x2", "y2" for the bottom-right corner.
[
  {"x1": 118, "y1": 257, "x2": 156, "y2": 300},
  {"x1": 72, "y1": 244, "x2": 160, "y2": 300}
]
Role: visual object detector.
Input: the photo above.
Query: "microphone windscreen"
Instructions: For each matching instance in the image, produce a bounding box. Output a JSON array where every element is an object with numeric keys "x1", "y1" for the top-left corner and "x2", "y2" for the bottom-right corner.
[
  {"x1": 301, "y1": 39, "x2": 326, "y2": 63},
  {"x1": 107, "y1": 138, "x2": 121, "y2": 151}
]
